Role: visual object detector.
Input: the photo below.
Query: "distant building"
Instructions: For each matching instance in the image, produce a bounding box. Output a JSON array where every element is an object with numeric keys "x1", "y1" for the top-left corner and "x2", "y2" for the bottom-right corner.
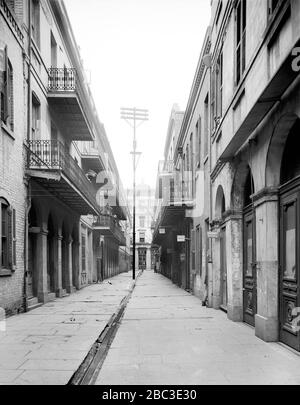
[{"x1": 126, "y1": 184, "x2": 156, "y2": 271}]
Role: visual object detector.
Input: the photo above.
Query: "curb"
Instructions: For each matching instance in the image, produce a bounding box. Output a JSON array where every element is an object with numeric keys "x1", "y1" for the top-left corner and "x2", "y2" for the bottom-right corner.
[{"x1": 68, "y1": 270, "x2": 144, "y2": 385}]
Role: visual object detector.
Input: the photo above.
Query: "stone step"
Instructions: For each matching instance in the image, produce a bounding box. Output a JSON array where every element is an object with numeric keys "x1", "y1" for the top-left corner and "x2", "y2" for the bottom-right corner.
[
  {"x1": 61, "y1": 289, "x2": 69, "y2": 298},
  {"x1": 27, "y1": 297, "x2": 43, "y2": 312},
  {"x1": 47, "y1": 293, "x2": 56, "y2": 302},
  {"x1": 27, "y1": 297, "x2": 38, "y2": 306}
]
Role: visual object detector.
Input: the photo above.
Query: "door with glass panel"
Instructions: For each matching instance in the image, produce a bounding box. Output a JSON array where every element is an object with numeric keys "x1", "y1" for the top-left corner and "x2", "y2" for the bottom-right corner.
[
  {"x1": 280, "y1": 191, "x2": 300, "y2": 351},
  {"x1": 243, "y1": 210, "x2": 257, "y2": 326}
]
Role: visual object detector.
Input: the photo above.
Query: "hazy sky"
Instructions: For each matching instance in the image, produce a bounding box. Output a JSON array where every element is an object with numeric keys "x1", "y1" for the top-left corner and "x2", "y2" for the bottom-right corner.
[{"x1": 64, "y1": 0, "x2": 211, "y2": 189}]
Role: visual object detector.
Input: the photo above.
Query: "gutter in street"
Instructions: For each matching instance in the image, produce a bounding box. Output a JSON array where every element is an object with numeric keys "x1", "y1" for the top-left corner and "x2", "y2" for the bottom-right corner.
[{"x1": 67, "y1": 270, "x2": 143, "y2": 385}]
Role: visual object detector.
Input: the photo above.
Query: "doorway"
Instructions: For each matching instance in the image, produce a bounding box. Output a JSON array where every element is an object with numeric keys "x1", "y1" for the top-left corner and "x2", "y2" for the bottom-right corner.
[
  {"x1": 243, "y1": 170, "x2": 257, "y2": 327},
  {"x1": 279, "y1": 120, "x2": 300, "y2": 351},
  {"x1": 220, "y1": 227, "x2": 227, "y2": 311}
]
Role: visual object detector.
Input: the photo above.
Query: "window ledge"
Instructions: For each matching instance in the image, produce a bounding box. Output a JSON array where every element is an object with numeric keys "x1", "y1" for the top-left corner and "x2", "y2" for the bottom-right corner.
[
  {"x1": 1, "y1": 122, "x2": 15, "y2": 140},
  {"x1": 0, "y1": 269, "x2": 13, "y2": 277}
]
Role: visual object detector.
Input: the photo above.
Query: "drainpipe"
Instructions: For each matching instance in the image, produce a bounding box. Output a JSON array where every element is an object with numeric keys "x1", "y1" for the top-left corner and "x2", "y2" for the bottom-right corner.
[
  {"x1": 203, "y1": 52, "x2": 213, "y2": 307},
  {"x1": 24, "y1": 0, "x2": 32, "y2": 312}
]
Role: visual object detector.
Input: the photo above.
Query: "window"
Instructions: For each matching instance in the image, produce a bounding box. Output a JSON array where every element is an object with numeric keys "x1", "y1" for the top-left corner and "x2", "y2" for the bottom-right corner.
[
  {"x1": 196, "y1": 117, "x2": 201, "y2": 167},
  {"x1": 0, "y1": 198, "x2": 16, "y2": 273},
  {"x1": 204, "y1": 95, "x2": 209, "y2": 156},
  {"x1": 139, "y1": 216, "x2": 145, "y2": 228},
  {"x1": 31, "y1": 94, "x2": 40, "y2": 140},
  {"x1": 0, "y1": 47, "x2": 14, "y2": 132},
  {"x1": 215, "y1": 1, "x2": 223, "y2": 27},
  {"x1": 31, "y1": 0, "x2": 40, "y2": 47},
  {"x1": 235, "y1": 0, "x2": 246, "y2": 85},
  {"x1": 139, "y1": 232, "x2": 145, "y2": 243},
  {"x1": 216, "y1": 50, "x2": 223, "y2": 119},
  {"x1": 190, "y1": 133, "x2": 194, "y2": 198}
]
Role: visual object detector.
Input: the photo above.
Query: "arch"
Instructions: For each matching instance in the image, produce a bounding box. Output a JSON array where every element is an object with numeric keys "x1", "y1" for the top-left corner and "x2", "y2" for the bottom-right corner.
[
  {"x1": 280, "y1": 119, "x2": 300, "y2": 185},
  {"x1": 215, "y1": 185, "x2": 226, "y2": 219},
  {"x1": 231, "y1": 158, "x2": 255, "y2": 211},
  {"x1": 266, "y1": 113, "x2": 299, "y2": 187}
]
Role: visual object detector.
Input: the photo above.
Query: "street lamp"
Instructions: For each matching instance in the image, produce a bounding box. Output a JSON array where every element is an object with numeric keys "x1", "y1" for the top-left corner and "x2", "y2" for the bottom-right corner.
[{"x1": 121, "y1": 107, "x2": 149, "y2": 280}]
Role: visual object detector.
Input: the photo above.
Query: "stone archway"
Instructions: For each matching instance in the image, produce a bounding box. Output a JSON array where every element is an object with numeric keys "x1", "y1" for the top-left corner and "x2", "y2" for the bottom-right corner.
[
  {"x1": 266, "y1": 113, "x2": 299, "y2": 188},
  {"x1": 269, "y1": 115, "x2": 300, "y2": 351}
]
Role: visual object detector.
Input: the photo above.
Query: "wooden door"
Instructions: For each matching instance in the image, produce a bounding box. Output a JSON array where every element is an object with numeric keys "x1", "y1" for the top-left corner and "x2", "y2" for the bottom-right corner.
[
  {"x1": 243, "y1": 210, "x2": 257, "y2": 326},
  {"x1": 220, "y1": 227, "x2": 227, "y2": 310},
  {"x1": 280, "y1": 191, "x2": 300, "y2": 351},
  {"x1": 27, "y1": 234, "x2": 34, "y2": 298}
]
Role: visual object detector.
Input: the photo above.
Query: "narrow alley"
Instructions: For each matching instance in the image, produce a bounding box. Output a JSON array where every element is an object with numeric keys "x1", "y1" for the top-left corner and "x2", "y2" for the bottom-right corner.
[{"x1": 95, "y1": 271, "x2": 300, "y2": 386}]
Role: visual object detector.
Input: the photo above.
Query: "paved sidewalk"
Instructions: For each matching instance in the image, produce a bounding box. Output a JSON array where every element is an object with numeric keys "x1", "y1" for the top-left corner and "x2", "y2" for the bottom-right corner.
[
  {"x1": 96, "y1": 271, "x2": 300, "y2": 385},
  {"x1": 0, "y1": 271, "x2": 135, "y2": 385}
]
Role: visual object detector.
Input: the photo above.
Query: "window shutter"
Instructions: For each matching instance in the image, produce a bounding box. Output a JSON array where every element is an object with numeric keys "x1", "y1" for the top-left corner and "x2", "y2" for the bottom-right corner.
[
  {"x1": 7, "y1": 207, "x2": 13, "y2": 270},
  {"x1": 3, "y1": 46, "x2": 8, "y2": 122},
  {"x1": 12, "y1": 209, "x2": 16, "y2": 267}
]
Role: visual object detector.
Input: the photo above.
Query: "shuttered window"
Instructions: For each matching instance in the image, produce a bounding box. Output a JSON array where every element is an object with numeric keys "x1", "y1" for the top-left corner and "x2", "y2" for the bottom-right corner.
[
  {"x1": 0, "y1": 47, "x2": 14, "y2": 132},
  {"x1": 0, "y1": 198, "x2": 16, "y2": 274}
]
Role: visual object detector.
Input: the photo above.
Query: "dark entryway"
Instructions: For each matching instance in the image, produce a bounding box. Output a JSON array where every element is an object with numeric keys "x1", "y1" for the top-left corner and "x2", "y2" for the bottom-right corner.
[
  {"x1": 279, "y1": 120, "x2": 300, "y2": 351},
  {"x1": 243, "y1": 170, "x2": 257, "y2": 327}
]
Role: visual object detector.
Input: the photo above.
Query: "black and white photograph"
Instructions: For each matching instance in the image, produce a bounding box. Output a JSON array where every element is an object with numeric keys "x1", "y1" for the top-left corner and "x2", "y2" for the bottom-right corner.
[{"x1": 1, "y1": 0, "x2": 300, "y2": 389}]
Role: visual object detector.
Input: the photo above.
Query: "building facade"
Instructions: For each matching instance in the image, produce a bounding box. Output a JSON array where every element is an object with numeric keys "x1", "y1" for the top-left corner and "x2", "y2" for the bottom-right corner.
[
  {"x1": 153, "y1": 0, "x2": 300, "y2": 352},
  {"x1": 0, "y1": 0, "x2": 130, "y2": 315},
  {"x1": 126, "y1": 184, "x2": 155, "y2": 271}
]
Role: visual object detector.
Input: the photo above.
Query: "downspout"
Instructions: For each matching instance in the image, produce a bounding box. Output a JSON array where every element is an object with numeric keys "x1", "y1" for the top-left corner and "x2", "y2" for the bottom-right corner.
[
  {"x1": 24, "y1": 0, "x2": 32, "y2": 312},
  {"x1": 207, "y1": 61, "x2": 214, "y2": 308}
]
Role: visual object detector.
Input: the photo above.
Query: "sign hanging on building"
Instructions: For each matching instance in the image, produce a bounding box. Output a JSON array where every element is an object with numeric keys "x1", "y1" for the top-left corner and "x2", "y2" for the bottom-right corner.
[
  {"x1": 207, "y1": 231, "x2": 220, "y2": 239},
  {"x1": 177, "y1": 235, "x2": 186, "y2": 242},
  {"x1": 159, "y1": 228, "x2": 166, "y2": 234}
]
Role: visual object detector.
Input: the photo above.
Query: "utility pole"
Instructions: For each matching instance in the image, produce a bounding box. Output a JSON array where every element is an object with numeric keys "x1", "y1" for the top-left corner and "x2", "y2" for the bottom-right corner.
[{"x1": 121, "y1": 108, "x2": 149, "y2": 280}]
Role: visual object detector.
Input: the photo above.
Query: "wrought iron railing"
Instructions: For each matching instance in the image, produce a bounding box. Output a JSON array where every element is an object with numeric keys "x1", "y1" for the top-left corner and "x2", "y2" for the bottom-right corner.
[
  {"x1": 48, "y1": 68, "x2": 76, "y2": 91},
  {"x1": 26, "y1": 140, "x2": 98, "y2": 210},
  {"x1": 0, "y1": 0, "x2": 24, "y2": 43},
  {"x1": 94, "y1": 215, "x2": 126, "y2": 245}
]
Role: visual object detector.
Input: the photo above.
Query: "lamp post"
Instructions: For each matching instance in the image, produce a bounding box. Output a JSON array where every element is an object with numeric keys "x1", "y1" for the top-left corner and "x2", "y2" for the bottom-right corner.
[{"x1": 121, "y1": 108, "x2": 149, "y2": 280}]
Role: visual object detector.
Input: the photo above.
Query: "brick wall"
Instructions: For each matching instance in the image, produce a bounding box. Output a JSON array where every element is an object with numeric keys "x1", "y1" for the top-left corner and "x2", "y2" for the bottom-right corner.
[{"x1": 0, "y1": 14, "x2": 27, "y2": 316}]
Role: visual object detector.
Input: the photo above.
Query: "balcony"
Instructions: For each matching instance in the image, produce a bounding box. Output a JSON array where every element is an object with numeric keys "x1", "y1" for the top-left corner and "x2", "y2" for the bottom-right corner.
[
  {"x1": 47, "y1": 68, "x2": 94, "y2": 142},
  {"x1": 152, "y1": 160, "x2": 193, "y2": 244},
  {"x1": 26, "y1": 140, "x2": 100, "y2": 216},
  {"x1": 81, "y1": 143, "x2": 104, "y2": 174},
  {"x1": 93, "y1": 215, "x2": 126, "y2": 246}
]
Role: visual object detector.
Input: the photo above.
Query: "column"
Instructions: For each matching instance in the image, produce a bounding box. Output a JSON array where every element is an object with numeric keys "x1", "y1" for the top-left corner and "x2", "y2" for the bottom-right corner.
[
  {"x1": 66, "y1": 238, "x2": 74, "y2": 294},
  {"x1": 73, "y1": 241, "x2": 80, "y2": 290},
  {"x1": 212, "y1": 231, "x2": 221, "y2": 309},
  {"x1": 37, "y1": 229, "x2": 48, "y2": 303},
  {"x1": 254, "y1": 189, "x2": 279, "y2": 342},
  {"x1": 225, "y1": 212, "x2": 243, "y2": 321},
  {"x1": 146, "y1": 247, "x2": 151, "y2": 270},
  {"x1": 54, "y1": 234, "x2": 63, "y2": 297}
]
